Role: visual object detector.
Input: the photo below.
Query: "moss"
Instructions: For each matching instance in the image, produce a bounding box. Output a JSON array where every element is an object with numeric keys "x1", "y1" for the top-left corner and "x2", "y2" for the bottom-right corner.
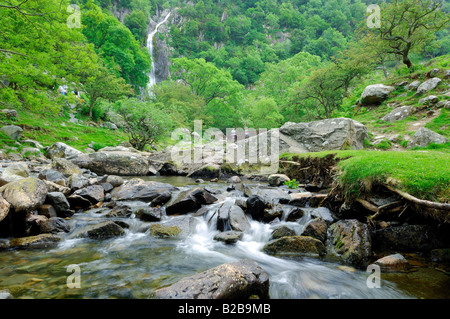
[{"x1": 150, "y1": 224, "x2": 181, "y2": 238}]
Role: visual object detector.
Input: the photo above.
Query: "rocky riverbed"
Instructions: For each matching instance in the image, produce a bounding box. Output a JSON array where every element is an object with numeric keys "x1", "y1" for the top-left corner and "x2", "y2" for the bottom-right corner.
[{"x1": 0, "y1": 150, "x2": 449, "y2": 299}]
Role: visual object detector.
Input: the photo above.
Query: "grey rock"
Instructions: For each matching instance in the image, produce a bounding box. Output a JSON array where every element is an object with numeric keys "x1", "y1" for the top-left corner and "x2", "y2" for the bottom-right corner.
[
  {"x1": 416, "y1": 77, "x2": 441, "y2": 95},
  {"x1": 0, "y1": 125, "x2": 23, "y2": 140},
  {"x1": 407, "y1": 127, "x2": 448, "y2": 148},
  {"x1": 361, "y1": 84, "x2": 395, "y2": 105},
  {"x1": 0, "y1": 177, "x2": 47, "y2": 213},
  {"x1": 213, "y1": 231, "x2": 243, "y2": 244},
  {"x1": 69, "y1": 221, "x2": 125, "y2": 239},
  {"x1": 46, "y1": 192, "x2": 71, "y2": 216},
  {"x1": 405, "y1": 80, "x2": 421, "y2": 91},
  {"x1": 268, "y1": 174, "x2": 290, "y2": 186},
  {"x1": 270, "y1": 225, "x2": 296, "y2": 240},
  {"x1": 111, "y1": 179, "x2": 177, "y2": 203},
  {"x1": 381, "y1": 106, "x2": 415, "y2": 123},
  {"x1": 153, "y1": 259, "x2": 269, "y2": 299},
  {"x1": 45, "y1": 142, "x2": 82, "y2": 159},
  {"x1": 263, "y1": 235, "x2": 326, "y2": 257}
]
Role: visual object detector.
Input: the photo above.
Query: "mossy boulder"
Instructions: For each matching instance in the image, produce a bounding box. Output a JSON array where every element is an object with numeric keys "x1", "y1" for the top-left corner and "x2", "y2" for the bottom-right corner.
[
  {"x1": 0, "y1": 177, "x2": 47, "y2": 213},
  {"x1": 263, "y1": 235, "x2": 326, "y2": 257},
  {"x1": 0, "y1": 234, "x2": 61, "y2": 250},
  {"x1": 149, "y1": 224, "x2": 181, "y2": 238},
  {"x1": 69, "y1": 221, "x2": 125, "y2": 239}
]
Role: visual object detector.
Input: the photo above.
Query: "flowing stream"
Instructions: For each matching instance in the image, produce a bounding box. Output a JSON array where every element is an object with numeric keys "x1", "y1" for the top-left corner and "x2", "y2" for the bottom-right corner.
[
  {"x1": 0, "y1": 177, "x2": 448, "y2": 299},
  {"x1": 146, "y1": 13, "x2": 171, "y2": 92}
]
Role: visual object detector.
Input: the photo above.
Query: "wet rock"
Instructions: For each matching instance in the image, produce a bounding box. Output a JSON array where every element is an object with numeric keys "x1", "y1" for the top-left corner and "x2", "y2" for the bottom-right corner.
[
  {"x1": 134, "y1": 207, "x2": 162, "y2": 222},
  {"x1": 213, "y1": 231, "x2": 243, "y2": 244},
  {"x1": 104, "y1": 205, "x2": 132, "y2": 218},
  {"x1": 263, "y1": 236, "x2": 326, "y2": 257},
  {"x1": 263, "y1": 204, "x2": 284, "y2": 222},
  {"x1": 150, "y1": 216, "x2": 199, "y2": 239},
  {"x1": 25, "y1": 214, "x2": 48, "y2": 236},
  {"x1": 302, "y1": 218, "x2": 328, "y2": 243},
  {"x1": 228, "y1": 205, "x2": 251, "y2": 232},
  {"x1": 39, "y1": 217, "x2": 70, "y2": 234},
  {"x1": 192, "y1": 188, "x2": 218, "y2": 205},
  {"x1": 69, "y1": 221, "x2": 125, "y2": 239},
  {"x1": 0, "y1": 177, "x2": 47, "y2": 213},
  {"x1": 371, "y1": 224, "x2": 444, "y2": 253},
  {"x1": 310, "y1": 207, "x2": 335, "y2": 224},
  {"x1": 46, "y1": 192, "x2": 71, "y2": 217},
  {"x1": 328, "y1": 219, "x2": 372, "y2": 269},
  {"x1": 247, "y1": 187, "x2": 291, "y2": 205},
  {"x1": 38, "y1": 204, "x2": 57, "y2": 218},
  {"x1": 73, "y1": 185, "x2": 105, "y2": 204},
  {"x1": 246, "y1": 195, "x2": 267, "y2": 221},
  {"x1": 153, "y1": 259, "x2": 269, "y2": 299},
  {"x1": 270, "y1": 225, "x2": 296, "y2": 240},
  {"x1": 285, "y1": 206, "x2": 304, "y2": 222},
  {"x1": 268, "y1": 174, "x2": 290, "y2": 186},
  {"x1": 361, "y1": 84, "x2": 395, "y2": 105},
  {"x1": 45, "y1": 142, "x2": 83, "y2": 159},
  {"x1": 165, "y1": 188, "x2": 202, "y2": 215},
  {"x1": 226, "y1": 176, "x2": 241, "y2": 183},
  {"x1": 67, "y1": 194, "x2": 93, "y2": 209},
  {"x1": 149, "y1": 224, "x2": 181, "y2": 238},
  {"x1": 374, "y1": 254, "x2": 410, "y2": 273},
  {"x1": 0, "y1": 289, "x2": 12, "y2": 299},
  {"x1": 0, "y1": 234, "x2": 61, "y2": 250},
  {"x1": 111, "y1": 179, "x2": 177, "y2": 203}
]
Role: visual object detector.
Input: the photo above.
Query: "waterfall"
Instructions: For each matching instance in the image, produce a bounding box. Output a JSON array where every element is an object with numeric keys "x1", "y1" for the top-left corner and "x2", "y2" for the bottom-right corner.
[{"x1": 146, "y1": 12, "x2": 171, "y2": 93}]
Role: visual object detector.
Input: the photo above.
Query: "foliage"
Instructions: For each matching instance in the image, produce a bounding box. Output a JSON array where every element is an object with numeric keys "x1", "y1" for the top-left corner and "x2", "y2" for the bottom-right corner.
[{"x1": 283, "y1": 179, "x2": 300, "y2": 189}]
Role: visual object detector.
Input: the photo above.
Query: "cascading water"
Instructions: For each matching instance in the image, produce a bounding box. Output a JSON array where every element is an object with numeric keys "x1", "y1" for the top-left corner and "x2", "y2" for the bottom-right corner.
[{"x1": 146, "y1": 12, "x2": 171, "y2": 93}]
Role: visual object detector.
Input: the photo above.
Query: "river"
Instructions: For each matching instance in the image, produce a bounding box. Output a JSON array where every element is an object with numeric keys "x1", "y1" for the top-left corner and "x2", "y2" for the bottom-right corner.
[{"x1": 0, "y1": 176, "x2": 448, "y2": 299}]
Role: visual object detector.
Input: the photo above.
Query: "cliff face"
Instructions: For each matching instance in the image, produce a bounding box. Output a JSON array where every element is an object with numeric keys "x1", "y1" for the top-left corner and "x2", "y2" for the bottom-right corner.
[{"x1": 147, "y1": 8, "x2": 186, "y2": 84}]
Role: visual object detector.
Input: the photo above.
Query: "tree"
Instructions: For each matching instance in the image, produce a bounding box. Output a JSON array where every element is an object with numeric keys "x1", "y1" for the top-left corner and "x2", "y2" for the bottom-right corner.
[
  {"x1": 124, "y1": 10, "x2": 148, "y2": 43},
  {"x1": 82, "y1": 65, "x2": 133, "y2": 118},
  {"x1": 365, "y1": 0, "x2": 449, "y2": 70},
  {"x1": 113, "y1": 98, "x2": 172, "y2": 151}
]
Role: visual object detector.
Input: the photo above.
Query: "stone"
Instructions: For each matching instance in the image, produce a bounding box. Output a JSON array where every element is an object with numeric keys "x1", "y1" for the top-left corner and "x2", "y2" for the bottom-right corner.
[
  {"x1": 371, "y1": 225, "x2": 443, "y2": 252},
  {"x1": 104, "y1": 205, "x2": 132, "y2": 218},
  {"x1": 149, "y1": 224, "x2": 181, "y2": 238},
  {"x1": 270, "y1": 225, "x2": 296, "y2": 240},
  {"x1": 150, "y1": 216, "x2": 199, "y2": 239},
  {"x1": 69, "y1": 221, "x2": 125, "y2": 239},
  {"x1": 407, "y1": 127, "x2": 448, "y2": 148},
  {"x1": 381, "y1": 106, "x2": 415, "y2": 123},
  {"x1": 430, "y1": 248, "x2": 450, "y2": 263},
  {"x1": 263, "y1": 236, "x2": 326, "y2": 257},
  {"x1": 67, "y1": 194, "x2": 92, "y2": 209},
  {"x1": 45, "y1": 142, "x2": 83, "y2": 159},
  {"x1": 302, "y1": 218, "x2": 328, "y2": 243},
  {"x1": 246, "y1": 195, "x2": 267, "y2": 221},
  {"x1": 416, "y1": 77, "x2": 441, "y2": 95},
  {"x1": 187, "y1": 164, "x2": 221, "y2": 179},
  {"x1": 165, "y1": 188, "x2": 203, "y2": 215},
  {"x1": 153, "y1": 259, "x2": 269, "y2": 299},
  {"x1": 38, "y1": 204, "x2": 57, "y2": 218},
  {"x1": 428, "y1": 68, "x2": 440, "y2": 77},
  {"x1": 374, "y1": 254, "x2": 410, "y2": 273},
  {"x1": 268, "y1": 174, "x2": 290, "y2": 186},
  {"x1": 285, "y1": 206, "x2": 304, "y2": 222},
  {"x1": 0, "y1": 195, "x2": 10, "y2": 224},
  {"x1": 46, "y1": 192, "x2": 71, "y2": 217},
  {"x1": 105, "y1": 175, "x2": 124, "y2": 187},
  {"x1": 310, "y1": 207, "x2": 335, "y2": 224},
  {"x1": 0, "y1": 125, "x2": 23, "y2": 140},
  {"x1": 71, "y1": 151, "x2": 150, "y2": 176},
  {"x1": 328, "y1": 219, "x2": 372, "y2": 269},
  {"x1": 405, "y1": 80, "x2": 421, "y2": 91},
  {"x1": 134, "y1": 207, "x2": 162, "y2": 222},
  {"x1": 228, "y1": 205, "x2": 251, "y2": 232},
  {"x1": 361, "y1": 84, "x2": 395, "y2": 105},
  {"x1": 39, "y1": 217, "x2": 70, "y2": 234},
  {"x1": 1, "y1": 109, "x2": 18, "y2": 118},
  {"x1": 213, "y1": 231, "x2": 243, "y2": 244},
  {"x1": 226, "y1": 176, "x2": 241, "y2": 183},
  {"x1": 110, "y1": 179, "x2": 177, "y2": 203},
  {"x1": 0, "y1": 162, "x2": 29, "y2": 186},
  {"x1": 0, "y1": 234, "x2": 61, "y2": 250},
  {"x1": 68, "y1": 173, "x2": 89, "y2": 190},
  {"x1": 0, "y1": 177, "x2": 48, "y2": 213},
  {"x1": 52, "y1": 158, "x2": 83, "y2": 176},
  {"x1": 73, "y1": 185, "x2": 105, "y2": 204},
  {"x1": 263, "y1": 204, "x2": 284, "y2": 222},
  {"x1": 38, "y1": 169, "x2": 66, "y2": 184},
  {"x1": 279, "y1": 118, "x2": 369, "y2": 152},
  {"x1": 418, "y1": 95, "x2": 439, "y2": 105},
  {"x1": 25, "y1": 214, "x2": 48, "y2": 236}
]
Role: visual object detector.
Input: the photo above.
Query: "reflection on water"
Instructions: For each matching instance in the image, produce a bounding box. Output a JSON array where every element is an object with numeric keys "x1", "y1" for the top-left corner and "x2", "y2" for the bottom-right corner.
[{"x1": 0, "y1": 177, "x2": 447, "y2": 299}]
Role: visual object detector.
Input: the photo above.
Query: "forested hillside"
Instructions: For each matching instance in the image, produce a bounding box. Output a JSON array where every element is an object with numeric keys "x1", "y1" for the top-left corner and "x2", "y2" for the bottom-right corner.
[{"x1": 0, "y1": 0, "x2": 449, "y2": 149}]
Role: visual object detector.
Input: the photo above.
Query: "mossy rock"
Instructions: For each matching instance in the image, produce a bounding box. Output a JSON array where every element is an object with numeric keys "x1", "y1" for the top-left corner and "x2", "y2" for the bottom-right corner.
[
  {"x1": 149, "y1": 224, "x2": 181, "y2": 238},
  {"x1": 263, "y1": 235, "x2": 326, "y2": 257}
]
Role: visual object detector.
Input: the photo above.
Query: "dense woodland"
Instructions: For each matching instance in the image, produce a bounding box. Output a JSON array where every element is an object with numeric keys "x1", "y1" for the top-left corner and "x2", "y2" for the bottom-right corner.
[{"x1": 0, "y1": 0, "x2": 449, "y2": 149}]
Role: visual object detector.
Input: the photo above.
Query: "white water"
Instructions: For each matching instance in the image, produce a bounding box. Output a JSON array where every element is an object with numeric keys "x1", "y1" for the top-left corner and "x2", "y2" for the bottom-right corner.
[{"x1": 146, "y1": 12, "x2": 171, "y2": 93}]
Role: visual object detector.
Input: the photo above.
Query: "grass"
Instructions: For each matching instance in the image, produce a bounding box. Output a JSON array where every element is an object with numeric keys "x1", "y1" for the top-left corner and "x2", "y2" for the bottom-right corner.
[
  {"x1": 0, "y1": 108, "x2": 129, "y2": 153},
  {"x1": 281, "y1": 150, "x2": 450, "y2": 203}
]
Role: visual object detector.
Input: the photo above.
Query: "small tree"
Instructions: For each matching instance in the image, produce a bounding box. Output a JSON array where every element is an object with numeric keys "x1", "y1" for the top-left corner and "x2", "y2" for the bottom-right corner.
[
  {"x1": 367, "y1": 0, "x2": 449, "y2": 71},
  {"x1": 114, "y1": 98, "x2": 172, "y2": 151}
]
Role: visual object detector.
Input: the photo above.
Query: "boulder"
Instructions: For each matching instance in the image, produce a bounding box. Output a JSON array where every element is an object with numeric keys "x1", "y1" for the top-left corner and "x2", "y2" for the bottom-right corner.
[
  {"x1": 381, "y1": 106, "x2": 415, "y2": 123},
  {"x1": 134, "y1": 207, "x2": 162, "y2": 222},
  {"x1": 416, "y1": 77, "x2": 441, "y2": 95},
  {"x1": 105, "y1": 175, "x2": 124, "y2": 187},
  {"x1": 263, "y1": 204, "x2": 284, "y2": 222},
  {"x1": 371, "y1": 224, "x2": 444, "y2": 252},
  {"x1": 285, "y1": 206, "x2": 305, "y2": 222},
  {"x1": 246, "y1": 195, "x2": 267, "y2": 221},
  {"x1": 0, "y1": 234, "x2": 61, "y2": 250},
  {"x1": 52, "y1": 158, "x2": 83, "y2": 176},
  {"x1": 68, "y1": 174, "x2": 89, "y2": 190},
  {"x1": 71, "y1": 151, "x2": 150, "y2": 176},
  {"x1": 328, "y1": 219, "x2": 372, "y2": 269},
  {"x1": 310, "y1": 207, "x2": 335, "y2": 224},
  {"x1": 0, "y1": 125, "x2": 23, "y2": 140},
  {"x1": 0, "y1": 177, "x2": 47, "y2": 213},
  {"x1": 213, "y1": 231, "x2": 243, "y2": 244},
  {"x1": 405, "y1": 80, "x2": 421, "y2": 91},
  {"x1": 149, "y1": 216, "x2": 198, "y2": 239},
  {"x1": 45, "y1": 142, "x2": 82, "y2": 159},
  {"x1": 0, "y1": 195, "x2": 11, "y2": 224},
  {"x1": 270, "y1": 225, "x2": 296, "y2": 240},
  {"x1": 69, "y1": 221, "x2": 125, "y2": 239},
  {"x1": 302, "y1": 218, "x2": 328, "y2": 243},
  {"x1": 268, "y1": 174, "x2": 290, "y2": 186},
  {"x1": 226, "y1": 176, "x2": 241, "y2": 183},
  {"x1": 227, "y1": 204, "x2": 251, "y2": 232},
  {"x1": 0, "y1": 109, "x2": 18, "y2": 118},
  {"x1": 110, "y1": 179, "x2": 177, "y2": 203},
  {"x1": 0, "y1": 162, "x2": 29, "y2": 186},
  {"x1": 165, "y1": 188, "x2": 202, "y2": 215},
  {"x1": 38, "y1": 204, "x2": 57, "y2": 218},
  {"x1": 38, "y1": 169, "x2": 66, "y2": 184},
  {"x1": 418, "y1": 95, "x2": 439, "y2": 105},
  {"x1": 152, "y1": 259, "x2": 269, "y2": 299},
  {"x1": 361, "y1": 84, "x2": 395, "y2": 105},
  {"x1": 187, "y1": 164, "x2": 221, "y2": 179},
  {"x1": 407, "y1": 127, "x2": 448, "y2": 149},
  {"x1": 263, "y1": 236, "x2": 326, "y2": 257},
  {"x1": 46, "y1": 192, "x2": 71, "y2": 217},
  {"x1": 39, "y1": 217, "x2": 70, "y2": 234},
  {"x1": 374, "y1": 254, "x2": 410, "y2": 273},
  {"x1": 280, "y1": 118, "x2": 369, "y2": 152},
  {"x1": 72, "y1": 185, "x2": 105, "y2": 204},
  {"x1": 25, "y1": 214, "x2": 48, "y2": 236}
]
